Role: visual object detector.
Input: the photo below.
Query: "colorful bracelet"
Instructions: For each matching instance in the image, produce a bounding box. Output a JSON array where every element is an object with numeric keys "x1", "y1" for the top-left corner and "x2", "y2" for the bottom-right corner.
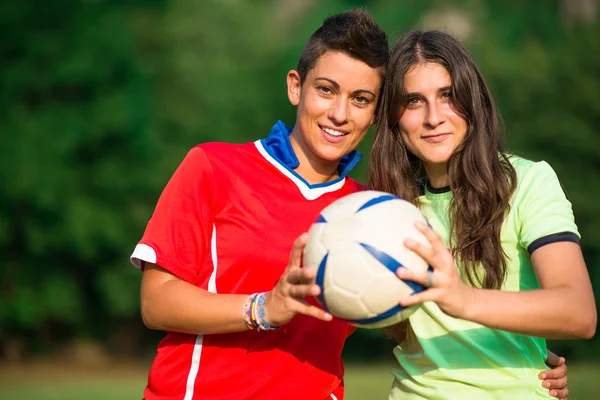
[
  {"x1": 241, "y1": 292, "x2": 280, "y2": 331},
  {"x1": 256, "y1": 292, "x2": 280, "y2": 331},
  {"x1": 251, "y1": 293, "x2": 260, "y2": 327},
  {"x1": 242, "y1": 293, "x2": 259, "y2": 330}
]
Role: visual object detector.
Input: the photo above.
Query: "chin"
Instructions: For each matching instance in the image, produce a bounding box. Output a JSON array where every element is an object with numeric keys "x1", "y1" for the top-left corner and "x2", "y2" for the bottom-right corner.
[
  {"x1": 423, "y1": 151, "x2": 453, "y2": 165},
  {"x1": 315, "y1": 147, "x2": 347, "y2": 163},
  {"x1": 320, "y1": 153, "x2": 345, "y2": 163},
  {"x1": 428, "y1": 157, "x2": 450, "y2": 164}
]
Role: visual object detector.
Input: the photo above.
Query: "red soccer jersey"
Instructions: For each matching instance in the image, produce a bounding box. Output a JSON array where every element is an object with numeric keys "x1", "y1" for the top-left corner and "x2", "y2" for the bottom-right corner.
[{"x1": 131, "y1": 122, "x2": 361, "y2": 400}]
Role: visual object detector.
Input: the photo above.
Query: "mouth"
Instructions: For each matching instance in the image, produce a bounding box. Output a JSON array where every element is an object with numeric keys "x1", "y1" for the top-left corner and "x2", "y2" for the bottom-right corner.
[
  {"x1": 422, "y1": 133, "x2": 450, "y2": 143},
  {"x1": 320, "y1": 125, "x2": 350, "y2": 138}
]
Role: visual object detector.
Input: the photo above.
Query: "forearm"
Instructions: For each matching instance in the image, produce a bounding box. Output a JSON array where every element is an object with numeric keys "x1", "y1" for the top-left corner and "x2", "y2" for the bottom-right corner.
[
  {"x1": 462, "y1": 286, "x2": 596, "y2": 339},
  {"x1": 142, "y1": 278, "x2": 249, "y2": 335}
]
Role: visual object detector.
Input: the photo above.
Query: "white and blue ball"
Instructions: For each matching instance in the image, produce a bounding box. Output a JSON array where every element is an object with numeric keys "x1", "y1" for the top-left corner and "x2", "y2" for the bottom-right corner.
[{"x1": 303, "y1": 190, "x2": 431, "y2": 329}]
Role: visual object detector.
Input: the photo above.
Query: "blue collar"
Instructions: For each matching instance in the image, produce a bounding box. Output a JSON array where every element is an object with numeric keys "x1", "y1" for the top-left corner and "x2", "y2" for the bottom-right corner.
[{"x1": 260, "y1": 121, "x2": 362, "y2": 179}]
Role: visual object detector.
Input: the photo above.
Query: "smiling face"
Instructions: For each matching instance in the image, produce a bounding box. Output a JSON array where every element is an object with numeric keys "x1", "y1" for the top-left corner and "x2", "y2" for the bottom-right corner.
[
  {"x1": 287, "y1": 51, "x2": 382, "y2": 183},
  {"x1": 398, "y1": 62, "x2": 468, "y2": 187}
]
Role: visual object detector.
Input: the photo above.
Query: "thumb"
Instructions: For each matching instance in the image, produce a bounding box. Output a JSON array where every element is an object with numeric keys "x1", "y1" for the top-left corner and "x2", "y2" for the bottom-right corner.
[
  {"x1": 545, "y1": 350, "x2": 565, "y2": 368},
  {"x1": 288, "y1": 233, "x2": 309, "y2": 268}
]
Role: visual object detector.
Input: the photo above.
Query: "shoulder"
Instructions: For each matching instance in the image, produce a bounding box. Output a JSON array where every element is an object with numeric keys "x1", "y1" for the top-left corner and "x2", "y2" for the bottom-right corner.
[
  {"x1": 508, "y1": 155, "x2": 573, "y2": 221},
  {"x1": 193, "y1": 141, "x2": 256, "y2": 159},
  {"x1": 184, "y1": 141, "x2": 258, "y2": 170},
  {"x1": 505, "y1": 155, "x2": 579, "y2": 246},
  {"x1": 508, "y1": 154, "x2": 545, "y2": 175},
  {"x1": 508, "y1": 154, "x2": 569, "y2": 221},
  {"x1": 508, "y1": 155, "x2": 559, "y2": 190}
]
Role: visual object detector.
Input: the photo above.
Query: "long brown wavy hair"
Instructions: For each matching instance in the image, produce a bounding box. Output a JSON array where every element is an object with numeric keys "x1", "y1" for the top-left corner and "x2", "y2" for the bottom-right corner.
[{"x1": 369, "y1": 30, "x2": 517, "y2": 290}]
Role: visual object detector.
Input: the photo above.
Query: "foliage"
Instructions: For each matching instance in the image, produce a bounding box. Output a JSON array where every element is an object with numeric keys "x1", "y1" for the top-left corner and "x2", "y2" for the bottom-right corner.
[
  {"x1": 0, "y1": 1, "x2": 162, "y2": 343},
  {"x1": 0, "y1": 0, "x2": 598, "y2": 359}
]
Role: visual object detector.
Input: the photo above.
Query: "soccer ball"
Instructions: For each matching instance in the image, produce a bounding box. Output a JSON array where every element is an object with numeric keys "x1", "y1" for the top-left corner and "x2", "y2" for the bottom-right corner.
[{"x1": 303, "y1": 190, "x2": 431, "y2": 329}]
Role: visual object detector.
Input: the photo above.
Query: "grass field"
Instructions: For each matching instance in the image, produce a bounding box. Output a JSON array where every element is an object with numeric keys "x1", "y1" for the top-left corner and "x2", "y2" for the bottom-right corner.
[{"x1": 1, "y1": 361, "x2": 599, "y2": 399}]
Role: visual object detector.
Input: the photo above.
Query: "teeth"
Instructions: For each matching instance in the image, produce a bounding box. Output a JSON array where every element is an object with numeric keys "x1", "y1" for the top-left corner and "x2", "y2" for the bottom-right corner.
[{"x1": 322, "y1": 127, "x2": 347, "y2": 137}]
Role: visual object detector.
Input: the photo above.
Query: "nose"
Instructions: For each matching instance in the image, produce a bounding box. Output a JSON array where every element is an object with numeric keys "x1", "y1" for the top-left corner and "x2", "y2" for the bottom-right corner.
[
  {"x1": 425, "y1": 102, "x2": 445, "y2": 128},
  {"x1": 328, "y1": 98, "x2": 349, "y2": 124}
]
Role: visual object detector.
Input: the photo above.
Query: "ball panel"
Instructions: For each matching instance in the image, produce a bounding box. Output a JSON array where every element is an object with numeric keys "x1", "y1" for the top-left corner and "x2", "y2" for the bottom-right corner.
[
  {"x1": 314, "y1": 253, "x2": 329, "y2": 311},
  {"x1": 355, "y1": 194, "x2": 399, "y2": 212},
  {"x1": 322, "y1": 244, "x2": 379, "y2": 320},
  {"x1": 325, "y1": 243, "x2": 377, "y2": 294},
  {"x1": 325, "y1": 285, "x2": 370, "y2": 320},
  {"x1": 303, "y1": 222, "x2": 327, "y2": 270},
  {"x1": 318, "y1": 219, "x2": 366, "y2": 252},
  {"x1": 359, "y1": 243, "x2": 426, "y2": 295},
  {"x1": 319, "y1": 190, "x2": 393, "y2": 220},
  {"x1": 353, "y1": 200, "x2": 430, "y2": 275},
  {"x1": 355, "y1": 243, "x2": 419, "y2": 315},
  {"x1": 348, "y1": 303, "x2": 410, "y2": 324},
  {"x1": 352, "y1": 306, "x2": 419, "y2": 329},
  {"x1": 359, "y1": 276, "x2": 419, "y2": 317}
]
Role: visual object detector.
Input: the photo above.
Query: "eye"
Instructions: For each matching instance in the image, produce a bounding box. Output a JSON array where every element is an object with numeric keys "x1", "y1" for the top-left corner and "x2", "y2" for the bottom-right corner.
[
  {"x1": 354, "y1": 96, "x2": 370, "y2": 105},
  {"x1": 316, "y1": 86, "x2": 333, "y2": 95},
  {"x1": 406, "y1": 97, "x2": 421, "y2": 108},
  {"x1": 441, "y1": 91, "x2": 452, "y2": 99}
]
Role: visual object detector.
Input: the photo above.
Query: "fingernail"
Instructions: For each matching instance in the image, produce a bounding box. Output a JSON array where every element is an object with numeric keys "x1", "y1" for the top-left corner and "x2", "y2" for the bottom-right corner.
[
  {"x1": 416, "y1": 221, "x2": 427, "y2": 228},
  {"x1": 540, "y1": 374, "x2": 546, "y2": 379},
  {"x1": 405, "y1": 238, "x2": 416, "y2": 246},
  {"x1": 325, "y1": 313, "x2": 333, "y2": 321},
  {"x1": 543, "y1": 382, "x2": 550, "y2": 388}
]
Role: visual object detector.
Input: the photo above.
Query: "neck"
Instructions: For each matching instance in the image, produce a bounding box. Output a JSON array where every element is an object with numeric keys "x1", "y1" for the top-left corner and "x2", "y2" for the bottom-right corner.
[
  {"x1": 289, "y1": 129, "x2": 340, "y2": 184},
  {"x1": 424, "y1": 163, "x2": 449, "y2": 188}
]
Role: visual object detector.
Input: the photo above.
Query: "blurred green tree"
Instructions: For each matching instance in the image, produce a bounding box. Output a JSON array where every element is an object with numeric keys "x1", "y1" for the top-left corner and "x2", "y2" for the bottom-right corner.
[{"x1": 0, "y1": 0, "x2": 163, "y2": 353}]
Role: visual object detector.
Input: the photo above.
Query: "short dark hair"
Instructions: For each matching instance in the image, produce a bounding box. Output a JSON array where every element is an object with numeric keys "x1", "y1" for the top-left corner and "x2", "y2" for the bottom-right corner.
[{"x1": 297, "y1": 9, "x2": 388, "y2": 83}]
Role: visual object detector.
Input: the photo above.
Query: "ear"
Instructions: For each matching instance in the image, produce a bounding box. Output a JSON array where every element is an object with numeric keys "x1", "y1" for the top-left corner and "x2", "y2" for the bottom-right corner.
[
  {"x1": 287, "y1": 70, "x2": 302, "y2": 106},
  {"x1": 369, "y1": 112, "x2": 376, "y2": 126},
  {"x1": 369, "y1": 92, "x2": 381, "y2": 126}
]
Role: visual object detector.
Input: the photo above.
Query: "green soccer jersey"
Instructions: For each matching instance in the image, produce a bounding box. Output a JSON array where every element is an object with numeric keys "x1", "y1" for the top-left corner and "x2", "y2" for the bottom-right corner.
[{"x1": 389, "y1": 156, "x2": 580, "y2": 400}]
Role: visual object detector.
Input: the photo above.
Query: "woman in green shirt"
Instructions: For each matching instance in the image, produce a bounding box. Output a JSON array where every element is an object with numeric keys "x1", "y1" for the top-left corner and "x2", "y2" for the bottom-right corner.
[{"x1": 370, "y1": 29, "x2": 596, "y2": 400}]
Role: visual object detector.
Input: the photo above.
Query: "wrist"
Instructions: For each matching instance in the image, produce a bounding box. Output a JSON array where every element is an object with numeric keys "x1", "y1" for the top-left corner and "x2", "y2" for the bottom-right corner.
[
  {"x1": 458, "y1": 286, "x2": 480, "y2": 321},
  {"x1": 262, "y1": 291, "x2": 276, "y2": 326},
  {"x1": 242, "y1": 292, "x2": 280, "y2": 331},
  {"x1": 242, "y1": 293, "x2": 260, "y2": 330},
  {"x1": 257, "y1": 292, "x2": 280, "y2": 330}
]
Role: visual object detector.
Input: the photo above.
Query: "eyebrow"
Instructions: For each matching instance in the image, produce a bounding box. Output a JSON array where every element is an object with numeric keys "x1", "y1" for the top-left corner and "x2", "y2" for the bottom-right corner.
[
  {"x1": 406, "y1": 85, "x2": 452, "y2": 97},
  {"x1": 314, "y1": 77, "x2": 377, "y2": 97}
]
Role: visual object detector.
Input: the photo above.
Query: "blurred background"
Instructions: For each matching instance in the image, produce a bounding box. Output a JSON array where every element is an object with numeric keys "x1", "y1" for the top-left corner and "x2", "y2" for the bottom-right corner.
[{"x1": 1, "y1": 0, "x2": 599, "y2": 398}]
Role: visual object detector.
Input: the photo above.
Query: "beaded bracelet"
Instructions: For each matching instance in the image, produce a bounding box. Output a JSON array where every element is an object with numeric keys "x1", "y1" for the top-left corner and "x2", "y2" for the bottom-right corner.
[
  {"x1": 241, "y1": 292, "x2": 280, "y2": 331},
  {"x1": 256, "y1": 292, "x2": 280, "y2": 331},
  {"x1": 251, "y1": 293, "x2": 260, "y2": 327},
  {"x1": 242, "y1": 293, "x2": 259, "y2": 330}
]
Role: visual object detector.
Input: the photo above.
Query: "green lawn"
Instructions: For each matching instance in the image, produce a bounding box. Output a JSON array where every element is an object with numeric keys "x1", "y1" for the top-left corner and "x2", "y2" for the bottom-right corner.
[{"x1": 1, "y1": 362, "x2": 599, "y2": 399}]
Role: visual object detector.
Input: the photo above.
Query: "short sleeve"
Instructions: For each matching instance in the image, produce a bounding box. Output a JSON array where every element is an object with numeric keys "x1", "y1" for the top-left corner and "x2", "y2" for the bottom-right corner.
[
  {"x1": 130, "y1": 146, "x2": 215, "y2": 283},
  {"x1": 516, "y1": 161, "x2": 580, "y2": 253}
]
